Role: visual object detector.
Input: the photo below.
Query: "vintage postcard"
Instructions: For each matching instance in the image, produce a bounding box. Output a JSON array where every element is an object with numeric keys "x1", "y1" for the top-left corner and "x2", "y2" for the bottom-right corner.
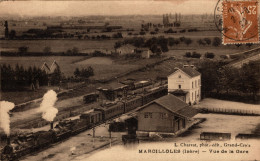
[{"x1": 0, "y1": 0, "x2": 259, "y2": 161}]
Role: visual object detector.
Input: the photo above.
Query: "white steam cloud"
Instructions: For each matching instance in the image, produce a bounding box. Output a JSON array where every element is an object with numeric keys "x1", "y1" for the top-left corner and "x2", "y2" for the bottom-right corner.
[
  {"x1": 39, "y1": 90, "x2": 58, "y2": 122},
  {"x1": 0, "y1": 101, "x2": 15, "y2": 136}
]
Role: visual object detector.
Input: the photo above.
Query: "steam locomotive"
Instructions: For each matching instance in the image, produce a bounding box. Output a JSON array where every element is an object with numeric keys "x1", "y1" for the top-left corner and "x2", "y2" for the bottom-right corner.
[{"x1": 1, "y1": 86, "x2": 167, "y2": 161}]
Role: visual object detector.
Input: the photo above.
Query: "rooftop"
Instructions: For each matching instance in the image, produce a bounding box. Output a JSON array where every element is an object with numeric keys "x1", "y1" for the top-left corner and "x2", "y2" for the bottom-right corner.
[
  {"x1": 139, "y1": 94, "x2": 197, "y2": 118},
  {"x1": 97, "y1": 82, "x2": 128, "y2": 91},
  {"x1": 171, "y1": 67, "x2": 200, "y2": 78}
]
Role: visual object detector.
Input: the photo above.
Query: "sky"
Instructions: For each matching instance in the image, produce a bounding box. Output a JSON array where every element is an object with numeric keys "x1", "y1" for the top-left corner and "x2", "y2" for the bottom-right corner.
[{"x1": 0, "y1": 0, "x2": 218, "y2": 17}]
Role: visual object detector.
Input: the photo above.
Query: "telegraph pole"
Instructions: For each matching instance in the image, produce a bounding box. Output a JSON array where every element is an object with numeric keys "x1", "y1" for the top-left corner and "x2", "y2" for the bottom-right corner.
[
  {"x1": 109, "y1": 128, "x2": 112, "y2": 147},
  {"x1": 92, "y1": 127, "x2": 95, "y2": 148}
]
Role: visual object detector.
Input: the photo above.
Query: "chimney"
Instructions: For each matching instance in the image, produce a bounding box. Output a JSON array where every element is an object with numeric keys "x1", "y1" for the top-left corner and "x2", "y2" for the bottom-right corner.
[{"x1": 50, "y1": 122, "x2": 54, "y2": 129}]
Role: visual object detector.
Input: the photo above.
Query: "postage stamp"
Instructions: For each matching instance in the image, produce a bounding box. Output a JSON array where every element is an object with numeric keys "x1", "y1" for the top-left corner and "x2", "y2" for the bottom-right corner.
[{"x1": 222, "y1": 0, "x2": 259, "y2": 44}]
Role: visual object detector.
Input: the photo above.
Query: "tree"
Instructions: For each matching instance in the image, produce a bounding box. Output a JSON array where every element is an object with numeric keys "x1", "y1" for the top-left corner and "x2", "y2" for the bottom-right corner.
[
  {"x1": 204, "y1": 38, "x2": 211, "y2": 45},
  {"x1": 184, "y1": 38, "x2": 192, "y2": 46},
  {"x1": 72, "y1": 47, "x2": 79, "y2": 54},
  {"x1": 43, "y1": 46, "x2": 51, "y2": 54},
  {"x1": 106, "y1": 27, "x2": 113, "y2": 32},
  {"x1": 246, "y1": 43, "x2": 253, "y2": 48},
  {"x1": 185, "y1": 52, "x2": 191, "y2": 57},
  {"x1": 191, "y1": 52, "x2": 201, "y2": 58},
  {"x1": 241, "y1": 61, "x2": 260, "y2": 99},
  {"x1": 212, "y1": 37, "x2": 221, "y2": 47},
  {"x1": 87, "y1": 66, "x2": 94, "y2": 77},
  {"x1": 174, "y1": 40, "x2": 180, "y2": 45},
  {"x1": 157, "y1": 36, "x2": 168, "y2": 52},
  {"x1": 80, "y1": 66, "x2": 94, "y2": 79},
  {"x1": 18, "y1": 46, "x2": 28, "y2": 53},
  {"x1": 204, "y1": 52, "x2": 215, "y2": 59},
  {"x1": 179, "y1": 36, "x2": 186, "y2": 42},
  {"x1": 197, "y1": 39, "x2": 206, "y2": 46},
  {"x1": 50, "y1": 66, "x2": 62, "y2": 85},
  {"x1": 198, "y1": 61, "x2": 220, "y2": 96},
  {"x1": 168, "y1": 37, "x2": 175, "y2": 46},
  {"x1": 235, "y1": 44, "x2": 242, "y2": 48},
  {"x1": 112, "y1": 32, "x2": 123, "y2": 38},
  {"x1": 9, "y1": 30, "x2": 16, "y2": 39},
  {"x1": 74, "y1": 67, "x2": 80, "y2": 78},
  {"x1": 139, "y1": 31, "x2": 146, "y2": 35},
  {"x1": 114, "y1": 41, "x2": 122, "y2": 49},
  {"x1": 66, "y1": 49, "x2": 72, "y2": 55}
]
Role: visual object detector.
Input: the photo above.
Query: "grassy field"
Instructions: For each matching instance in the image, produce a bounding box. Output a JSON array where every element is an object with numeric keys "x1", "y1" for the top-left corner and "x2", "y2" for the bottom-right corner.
[
  {"x1": 0, "y1": 56, "x2": 157, "y2": 104},
  {"x1": 0, "y1": 40, "x2": 116, "y2": 53},
  {"x1": 0, "y1": 56, "x2": 139, "y2": 78}
]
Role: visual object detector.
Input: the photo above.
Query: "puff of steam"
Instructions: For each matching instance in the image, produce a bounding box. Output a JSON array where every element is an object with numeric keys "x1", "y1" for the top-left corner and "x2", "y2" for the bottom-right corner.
[
  {"x1": 0, "y1": 101, "x2": 15, "y2": 136},
  {"x1": 39, "y1": 90, "x2": 58, "y2": 122}
]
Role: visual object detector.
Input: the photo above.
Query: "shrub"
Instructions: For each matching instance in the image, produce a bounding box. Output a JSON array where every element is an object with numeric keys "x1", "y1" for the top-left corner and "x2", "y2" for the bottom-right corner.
[
  {"x1": 179, "y1": 29, "x2": 186, "y2": 33},
  {"x1": 212, "y1": 37, "x2": 221, "y2": 47},
  {"x1": 204, "y1": 38, "x2": 211, "y2": 45},
  {"x1": 185, "y1": 52, "x2": 191, "y2": 57},
  {"x1": 192, "y1": 52, "x2": 201, "y2": 58},
  {"x1": 139, "y1": 31, "x2": 146, "y2": 35},
  {"x1": 179, "y1": 36, "x2": 186, "y2": 42},
  {"x1": 205, "y1": 52, "x2": 215, "y2": 59}
]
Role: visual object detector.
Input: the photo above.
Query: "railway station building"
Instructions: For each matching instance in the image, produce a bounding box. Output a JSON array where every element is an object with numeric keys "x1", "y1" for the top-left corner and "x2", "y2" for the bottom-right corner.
[
  {"x1": 137, "y1": 94, "x2": 197, "y2": 133},
  {"x1": 168, "y1": 66, "x2": 201, "y2": 105}
]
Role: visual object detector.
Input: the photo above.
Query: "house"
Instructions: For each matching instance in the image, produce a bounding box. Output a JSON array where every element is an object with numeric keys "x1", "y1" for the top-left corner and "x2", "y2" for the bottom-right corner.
[
  {"x1": 50, "y1": 60, "x2": 59, "y2": 73},
  {"x1": 116, "y1": 44, "x2": 136, "y2": 55},
  {"x1": 135, "y1": 48, "x2": 151, "y2": 59},
  {"x1": 41, "y1": 60, "x2": 59, "y2": 74},
  {"x1": 41, "y1": 62, "x2": 51, "y2": 74},
  {"x1": 137, "y1": 94, "x2": 197, "y2": 133},
  {"x1": 168, "y1": 66, "x2": 201, "y2": 105}
]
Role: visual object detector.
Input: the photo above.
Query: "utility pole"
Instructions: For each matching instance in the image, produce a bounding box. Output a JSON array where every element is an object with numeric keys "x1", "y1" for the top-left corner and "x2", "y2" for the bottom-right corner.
[
  {"x1": 109, "y1": 129, "x2": 112, "y2": 147},
  {"x1": 92, "y1": 127, "x2": 95, "y2": 148}
]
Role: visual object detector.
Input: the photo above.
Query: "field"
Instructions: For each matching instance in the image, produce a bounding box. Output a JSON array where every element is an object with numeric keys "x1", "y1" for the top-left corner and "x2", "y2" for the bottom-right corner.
[
  {"x1": 0, "y1": 56, "x2": 168, "y2": 104},
  {"x1": 0, "y1": 86, "x2": 59, "y2": 105},
  {"x1": 0, "y1": 40, "x2": 116, "y2": 53},
  {"x1": 0, "y1": 56, "x2": 139, "y2": 78},
  {"x1": 0, "y1": 56, "x2": 139, "y2": 104}
]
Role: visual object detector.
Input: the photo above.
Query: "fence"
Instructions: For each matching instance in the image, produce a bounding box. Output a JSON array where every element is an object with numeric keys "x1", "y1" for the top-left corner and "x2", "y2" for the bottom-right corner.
[{"x1": 198, "y1": 107, "x2": 260, "y2": 116}]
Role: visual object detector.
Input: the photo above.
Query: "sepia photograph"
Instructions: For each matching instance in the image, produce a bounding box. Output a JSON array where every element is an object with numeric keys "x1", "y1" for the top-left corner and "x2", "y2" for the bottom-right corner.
[{"x1": 0, "y1": 0, "x2": 259, "y2": 160}]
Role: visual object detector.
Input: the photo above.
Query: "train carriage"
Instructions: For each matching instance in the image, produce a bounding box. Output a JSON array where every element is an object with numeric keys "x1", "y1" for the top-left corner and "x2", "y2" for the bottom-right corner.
[
  {"x1": 95, "y1": 102, "x2": 125, "y2": 121},
  {"x1": 83, "y1": 93, "x2": 99, "y2": 104},
  {"x1": 1, "y1": 86, "x2": 168, "y2": 161},
  {"x1": 82, "y1": 111, "x2": 102, "y2": 124},
  {"x1": 124, "y1": 96, "x2": 143, "y2": 113},
  {"x1": 143, "y1": 87, "x2": 167, "y2": 105}
]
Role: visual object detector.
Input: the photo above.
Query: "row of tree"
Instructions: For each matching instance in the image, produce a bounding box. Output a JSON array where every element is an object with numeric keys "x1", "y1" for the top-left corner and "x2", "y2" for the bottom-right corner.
[
  {"x1": 185, "y1": 52, "x2": 215, "y2": 59},
  {"x1": 74, "y1": 67, "x2": 94, "y2": 79},
  {"x1": 0, "y1": 64, "x2": 65, "y2": 91},
  {"x1": 5, "y1": 28, "x2": 124, "y2": 40},
  {"x1": 1, "y1": 64, "x2": 48, "y2": 91},
  {"x1": 198, "y1": 60, "x2": 260, "y2": 100},
  {"x1": 114, "y1": 36, "x2": 195, "y2": 55}
]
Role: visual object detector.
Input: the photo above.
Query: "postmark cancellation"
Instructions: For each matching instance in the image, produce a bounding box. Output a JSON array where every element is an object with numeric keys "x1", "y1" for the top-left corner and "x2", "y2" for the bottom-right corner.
[{"x1": 222, "y1": 0, "x2": 259, "y2": 44}]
